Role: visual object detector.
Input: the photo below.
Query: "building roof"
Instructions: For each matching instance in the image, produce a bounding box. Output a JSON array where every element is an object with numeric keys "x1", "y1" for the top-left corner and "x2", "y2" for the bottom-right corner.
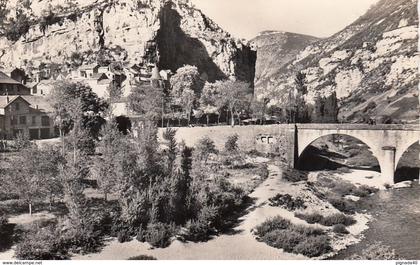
[
  {"x1": 22, "y1": 95, "x2": 54, "y2": 112},
  {"x1": 0, "y1": 71, "x2": 22, "y2": 85},
  {"x1": 0, "y1": 96, "x2": 29, "y2": 109}
]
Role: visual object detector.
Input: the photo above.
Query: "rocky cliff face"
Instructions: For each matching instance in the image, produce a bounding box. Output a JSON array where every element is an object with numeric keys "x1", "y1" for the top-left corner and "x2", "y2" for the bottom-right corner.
[
  {"x1": 0, "y1": 0, "x2": 255, "y2": 83},
  {"x1": 251, "y1": 31, "x2": 319, "y2": 92},
  {"x1": 255, "y1": 0, "x2": 418, "y2": 123}
]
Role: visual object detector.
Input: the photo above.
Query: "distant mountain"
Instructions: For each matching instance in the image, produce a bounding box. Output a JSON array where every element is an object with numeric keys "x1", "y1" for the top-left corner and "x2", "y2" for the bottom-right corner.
[
  {"x1": 251, "y1": 31, "x2": 319, "y2": 90},
  {"x1": 254, "y1": 0, "x2": 418, "y2": 123}
]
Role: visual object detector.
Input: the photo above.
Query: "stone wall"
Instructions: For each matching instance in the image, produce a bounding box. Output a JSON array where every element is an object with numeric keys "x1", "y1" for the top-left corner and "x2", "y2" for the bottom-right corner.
[{"x1": 158, "y1": 124, "x2": 296, "y2": 166}]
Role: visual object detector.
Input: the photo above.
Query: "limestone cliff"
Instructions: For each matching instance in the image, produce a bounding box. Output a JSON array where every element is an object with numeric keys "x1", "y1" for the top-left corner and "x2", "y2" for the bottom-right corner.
[
  {"x1": 0, "y1": 0, "x2": 255, "y2": 83},
  {"x1": 255, "y1": 0, "x2": 418, "y2": 123}
]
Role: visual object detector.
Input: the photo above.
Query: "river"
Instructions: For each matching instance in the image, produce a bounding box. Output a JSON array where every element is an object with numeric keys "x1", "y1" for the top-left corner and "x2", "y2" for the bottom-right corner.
[{"x1": 333, "y1": 182, "x2": 420, "y2": 260}]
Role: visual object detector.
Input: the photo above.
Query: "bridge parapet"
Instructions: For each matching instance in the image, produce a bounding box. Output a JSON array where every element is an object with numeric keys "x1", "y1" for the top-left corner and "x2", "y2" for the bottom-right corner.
[{"x1": 296, "y1": 123, "x2": 420, "y2": 131}]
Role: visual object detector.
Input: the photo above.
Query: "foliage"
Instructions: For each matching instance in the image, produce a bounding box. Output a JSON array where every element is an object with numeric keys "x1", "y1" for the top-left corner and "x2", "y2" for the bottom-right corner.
[
  {"x1": 254, "y1": 216, "x2": 331, "y2": 257},
  {"x1": 128, "y1": 81, "x2": 164, "y2": 121},
  {"x1": 3, "y1": 9, "x2": 32, "y2": 42},
  {"x1": 144, "y1": 222, "x2": 176, "y2": 248},
  {"x1": 216, "y1": 80, "x2": 252, "y2": 126},
  {"x1": 312, "y1": 92, "x2": 339, "y2": 123},
  {"x1": 5, "y1": 145, "x2": 64, "y2": 215},
  {"x1": 326, "y1": 195, "x2": 356, "y2": 214},
  {"x1": 224, "y1": 134, "x2": 239, "y2": 153},
  {"x1": 295, "y1": 212, "x2": 356, "y2": 226},
  {"x1": 268, "y1": 194, "x2": 306, "y2": 211},
  {"x1": 199, "y1": 82, "x2": 223, "y2": 124},
  {"x1": 48, "y1": 81, "x2": 108, "y2": 140},
  {"x1": 128, "y1": 255, "x2": 157, "y2": 260},
  {"x1": 195, "y1": 136, "x2": 218, "y2": 164},
  {"x1": 332, "y1": 224, "x2": 349, "y2": 234},
  {"x1": 350, "y1": 242, "x2": 401, "y2": 260},
  {"x1": 15, "y1": 224, "x2": 68, "y2": 260}
]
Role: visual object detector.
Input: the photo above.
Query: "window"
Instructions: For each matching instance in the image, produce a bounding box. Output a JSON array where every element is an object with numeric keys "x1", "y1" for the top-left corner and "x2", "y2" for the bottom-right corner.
[
  {"x1": 10, "y1": 116, "x2": 17, "y2": 125},
  {"x1": 20, "y1": 116, "x2": 26, "y2": 125},
  {"x1": 15, "y1": 102, "x2": 20, "y2": 111},
  {"x1": 41, "y1": 116, "x2": 50, "y2": 126},
  {"x1": 32, "y1": 116, "x2": 36, "y2": 125}
]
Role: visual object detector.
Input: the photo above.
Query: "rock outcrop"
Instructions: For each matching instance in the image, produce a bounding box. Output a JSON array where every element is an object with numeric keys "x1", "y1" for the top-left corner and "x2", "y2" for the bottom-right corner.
[
  {"x1": 0, "y1": 0, "x2": 256, "y2": 84},
  {"x1": 254, "y1": 0, "x2": 418, "y2": 123}
]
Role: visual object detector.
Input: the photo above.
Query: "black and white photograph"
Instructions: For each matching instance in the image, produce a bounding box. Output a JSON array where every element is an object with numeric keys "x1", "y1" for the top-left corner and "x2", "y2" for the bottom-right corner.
[{"x1": 0, "y1": 0, "x2": 418, "y2": 262}]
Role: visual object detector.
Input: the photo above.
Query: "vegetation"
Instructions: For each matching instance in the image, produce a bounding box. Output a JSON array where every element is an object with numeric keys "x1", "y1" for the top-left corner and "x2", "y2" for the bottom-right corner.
[
  {"x1": 268, "y1": 194, "x2": 306, "y2": 211},
  {"x1": 294, "y1": 212, "x2": 356, "y2": 226},
  {"x1": 350, "y1": 242, "x2": 401, "y2": 260},
  {"x1": 254, "y1": 216, "x2": 331, "y2": 257}
]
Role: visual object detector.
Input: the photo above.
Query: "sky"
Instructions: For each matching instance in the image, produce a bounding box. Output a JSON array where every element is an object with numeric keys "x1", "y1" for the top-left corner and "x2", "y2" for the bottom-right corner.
[{"x1": 190, "y1": 0, "x2": 380, "y2": 39}]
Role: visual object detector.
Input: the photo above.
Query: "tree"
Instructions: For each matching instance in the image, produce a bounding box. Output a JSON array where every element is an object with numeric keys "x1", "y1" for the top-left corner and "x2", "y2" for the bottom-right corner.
[
  {"x1": 199, "y1": 82, "x2": 221, "y2": 125},
  {"x1": 217, "y1": 80, "x2": 252, "y2": 126},
  {"x1": 128, "y1": 81, "x2": 164, "y2": 122},
  {"x1": 170, "y1": 65, "x2": 204, "y2": 125},
  {"x1": 7, "y1": 145, "x2": 63, "y2": 215},
  {"x1": 92, "y1": 120, "x2": 124, "y2": 200},
  {"x1": 294, "y1": 71, "x2": 308, "y2": 96},
  {"x1": 48, "y1": 81, "x2": 108, "y2": 148},
  {"x1": 195, "y1": 136, "x2": 218, "y2": 164}
]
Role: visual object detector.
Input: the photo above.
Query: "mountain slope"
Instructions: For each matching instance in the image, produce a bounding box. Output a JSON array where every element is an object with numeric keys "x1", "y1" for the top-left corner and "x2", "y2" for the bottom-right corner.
[
  {"x1": 251, "y1": 31, "x2": 319, "y2": 91},
  {"x1": 0, "y1": 0, "x2": 256, "y2": 83},
  {"x1": 255, "y1": 0, "x2": 418, "y2": 123}
]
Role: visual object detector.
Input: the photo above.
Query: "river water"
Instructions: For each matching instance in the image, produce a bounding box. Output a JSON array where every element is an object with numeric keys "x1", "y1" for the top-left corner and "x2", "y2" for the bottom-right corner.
[{"x1": 333, "y1": 182, "x2": 420, "y2": 260}]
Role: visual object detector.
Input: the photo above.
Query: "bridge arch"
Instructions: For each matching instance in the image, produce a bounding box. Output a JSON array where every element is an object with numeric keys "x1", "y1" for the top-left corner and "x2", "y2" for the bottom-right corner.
[
  {"x1": 297, "y1": 133, "x2": 381, "y2": 172},
  {"x1": 395, "y1": 138, "x2": 419, "y2": 170}
]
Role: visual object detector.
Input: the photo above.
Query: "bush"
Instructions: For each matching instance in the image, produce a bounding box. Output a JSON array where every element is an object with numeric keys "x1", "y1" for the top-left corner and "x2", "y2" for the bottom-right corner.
[
  {"x1": 292, "y1": 236, "x2": 332, "y2": 257},
  {"x1": 294, "y1": 212, "x2": 323, "y2": 224},
  {"x1": 350, "y1": 242, "x2": 400, "y2": 260},
  {"x1": 295, "y1": 212, "x2": 356, "y2": 226},
  {"x1": 128, "y1": 255, "x2": 157, "y2": 260},
  {"x1": 262, "y1": 229, "x2": 305, "y2": 252},
  {"x1": 225, "y1": 134, "x2": 239, "y2": 153},
  {"x1": 320, "y1": 213, "x2": 356, "y2": 226},
  {"x1": 145, "y1": 222, "x2": 176, "y2": 248},
  {"x1": 352, "y1": 185, "x2": 378, "y2": 197},
  {"x1": 332, "y1": 181, "x2": 356, "y2": 196},
  {"x1": 326, "y1": 195, "x2": 356, "y2": 214},
  {"x1": 332, "y1": 224, "x2": 349, "y2": 234},
  {"x1": 290, "y1": 225, "x2": 325, "y2": 237},
  {"x1": 183, "y1": 219, "x2": 212, "y2": 242},
  {"x1": 15, "y1": 225, "x2": 68, "y2": 260},
  {"x1": 268, "y1": 194, "x2": 306, "y2": 210},
  {"x1": 254, "y1": 216, "x2": 291, "y2": 237},
  {"x1": 117, "y1": 228, "x2": 132, "y2": 243}
]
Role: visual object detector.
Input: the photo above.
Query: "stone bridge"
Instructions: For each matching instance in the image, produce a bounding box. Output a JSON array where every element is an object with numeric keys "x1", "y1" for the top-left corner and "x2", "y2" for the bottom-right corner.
[
  {"x1": 157, "y1": 123, "x2": 419, "y2": 184},
  {"x1": 295, "y1": 124, "x2": 420, "y2": 184}
]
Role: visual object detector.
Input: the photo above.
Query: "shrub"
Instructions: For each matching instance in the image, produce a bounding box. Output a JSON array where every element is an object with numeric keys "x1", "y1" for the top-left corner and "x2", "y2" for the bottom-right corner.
[
  {"x1": 117, "y1": 228, "x2": 132, "y2": 243},
  {"x1": 145, "y1": 222, "x2": 176, "y2": 248},
  {"x1": 269, "y1": 194, "x2": 306, "y2": 210},
  {"x1": 350, "y1": 242, "x2": 400, "y2": 260},
  {"x1": 294, "y1": 212, "x2": 323, "y2": 224},
  {"x1": 254, "y1": 216, "x2": 291, "y2": 237},
  {"x1": 15, "y1": 225, "x2": 68, "y2": 260},
  {"x1": 295, "y1": 212, "x2": 356, "y2": 226},
  {"x1": 262, "y1": 229, "x2": 305, "y2": 252},
  {"x1": 332, "y1": 181, "x2": 356, "y2": 196},
  {"x1": 326, "y1": 195, "x2": 356, "y2": 214},
  {"x1": 128, "y1": 255, "x2": 157, "y2": 260},
  {"x1": 183, "y1": 219, "x2": 212, "y2": 242},
  {"x1": 59, "y1": 224, "x2": 103, "y2": 254},
  {"x1": 352, "y1": 185, "x2": 378, "y2": 197},
  {"x1": 255, "y1": 164, "x2": 269, "y2": 180},
  {"x1": 293, "y1": 236, "x2": 332, "y2": 257},
  {"x1": 320, "y1": 213, "x2": 356, "y2": 226},
  {"x1": 290, "y1": 225, "x2": 325, "y2": 237},
  {"x1": 225, "y1": 134, "x2": 239, "y2": 153},
  {"x1": 332, "y1": 224, "x2": 349, "y2": 234}
]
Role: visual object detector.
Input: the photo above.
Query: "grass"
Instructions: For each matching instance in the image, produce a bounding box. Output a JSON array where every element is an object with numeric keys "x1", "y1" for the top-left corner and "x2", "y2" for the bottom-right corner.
[{"x1": 254, "y1": 216, "x2": 332, "y2": 258}]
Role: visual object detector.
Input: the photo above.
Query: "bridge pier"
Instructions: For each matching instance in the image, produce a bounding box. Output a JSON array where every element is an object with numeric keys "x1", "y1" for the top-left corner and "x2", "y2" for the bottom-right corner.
[{"x1": 382, "y1": 146, "x2": 396, "y2": 184}]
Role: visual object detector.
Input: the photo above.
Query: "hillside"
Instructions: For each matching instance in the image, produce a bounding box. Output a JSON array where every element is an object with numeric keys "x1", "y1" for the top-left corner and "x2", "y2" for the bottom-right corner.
[
  {"x1": 254, "y1": 0, "x2": 418, "y2": 123},
  {"x1": 0, "y1": 0, "x2": 256, "y2": 83},
  {"x1": 251, "y1": 31, "x2": 319, "y2": 92}
]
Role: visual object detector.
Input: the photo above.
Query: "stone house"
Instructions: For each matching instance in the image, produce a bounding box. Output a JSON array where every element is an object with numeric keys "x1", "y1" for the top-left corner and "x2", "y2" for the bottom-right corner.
[
  {"x1": 0, "y1": 71, "x2": 31, "y2": 95},
  {"x1": 0, "y1": 95, "x2": 55, "y2": 140}
]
